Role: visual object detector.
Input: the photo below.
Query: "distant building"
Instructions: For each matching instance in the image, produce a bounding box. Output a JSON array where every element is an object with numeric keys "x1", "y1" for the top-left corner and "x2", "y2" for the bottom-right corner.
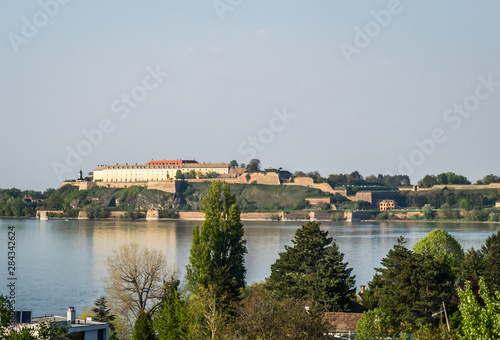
[
  {"x1": 93, "y1": 159, "x2": 229, "y2": 182},
  {"x1": 323, "y1": 312, "x2": 363, "y2": 338},
  {"x1": 379, "y1": 199, "x2": 397, "y2": 211},
  {"x1": 8, "y1": 307, "x2": 109, "y2": 340}
]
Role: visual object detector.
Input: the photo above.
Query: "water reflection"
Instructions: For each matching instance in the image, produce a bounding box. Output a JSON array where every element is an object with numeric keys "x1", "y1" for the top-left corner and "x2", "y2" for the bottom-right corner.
[{"x1": 0, "y1": 219, "x2": 498, "y2": 317}]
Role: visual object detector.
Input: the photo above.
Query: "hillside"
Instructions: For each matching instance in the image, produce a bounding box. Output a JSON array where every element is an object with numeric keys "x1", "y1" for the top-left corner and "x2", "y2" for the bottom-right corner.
[{"x1": 18, "y1": 182, "x2": 329, "y2": 217}]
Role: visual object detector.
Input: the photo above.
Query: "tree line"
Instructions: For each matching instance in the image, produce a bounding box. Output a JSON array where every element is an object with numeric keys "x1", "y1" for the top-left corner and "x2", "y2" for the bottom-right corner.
[
  {"x1": 1, "y1": 180, "x2": 499, "y2": 338},
  {"x1": 93, "y1": 181, "x2": 500, "y2": 338},
  {"x1": 95, "y1": 181, "x2": 356, "y2": 339}
]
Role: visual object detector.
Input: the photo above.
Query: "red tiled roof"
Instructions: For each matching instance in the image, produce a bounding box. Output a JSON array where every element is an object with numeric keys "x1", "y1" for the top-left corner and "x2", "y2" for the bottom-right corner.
[
  {"x1": 145, "y1": 160, "x2": 198, "y2": 166},
  {"x1": 323, "y1": 312, "x2": 363, "y2": 333}
]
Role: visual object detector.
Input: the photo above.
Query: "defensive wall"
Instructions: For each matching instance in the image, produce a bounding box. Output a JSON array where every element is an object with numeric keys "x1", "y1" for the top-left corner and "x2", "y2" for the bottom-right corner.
[
  {"x1": 37, "y1": 210, "x2": 64, "y2": 220},
  {"x1": 305, "y1": 198, "x2": 332, "y2": 206},
  {"x1": 62, "y1": 180, "x2": 181, "y2": 193},
  {"x1": 284, "y1": 177, "x2": 346, "y2": 195},
  {"x1": 400, "y1": 183, "x2": 500, "y2": 192},
  {"x1": 393, "y1": 211, "x2": 424, "y2": 219}
]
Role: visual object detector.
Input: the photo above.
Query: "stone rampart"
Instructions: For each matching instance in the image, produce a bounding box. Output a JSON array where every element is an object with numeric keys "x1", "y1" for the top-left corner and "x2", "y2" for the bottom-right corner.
[
  {"x1": 430, "y1": 183, "x2": 500, "y2": 190},
  {"x1": 241, "y1": 212, "x2": 278, "y2": 220},
  {"x1": 393, "y1": 211, "x2": 423, "y2": 219},
  {"x1": 178, "y1": 212, "x2": 205, "y2": 220},
  {"x1": 284, "y1": 177, "x2": 339, "y2": 194},
  {"x1": 37, "y1": 210, "x2": 64, "y2": 220},
  {"x1": 61, "y1": 181, "x2": 95, "y2": 190},
  {"x1": 146, "y1": 209, "x2": 159, "y2": 220},
  {"x1": 238, "y1": 172, "x2": 281, "y2": 185},
  {"x1": 110, "y1": 211, "x2": 126, "y2": 218},
  {"x1": 147, "y1": 181, "x2": 181, "y2": 193},
  {"x1": 347, "y1": 192, "x2": 373, "y2": 203},
  {"x1": 305, "y1": 198, "x2": 332, "y2": 206},
  {"x1": 93, "y1": 181, "x2": 148, "y2": 189}
]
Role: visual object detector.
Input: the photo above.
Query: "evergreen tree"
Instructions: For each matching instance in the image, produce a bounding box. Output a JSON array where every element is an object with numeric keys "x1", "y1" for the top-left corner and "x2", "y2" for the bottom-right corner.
[
  {"x1": 153, "y1": 283, "x2": 191, "y2": 339},
  {"x1": 91, "y1": 296, "x2": 117, "y2": 339},
  {"x1": 266, "y1": 221, "x2": 356, "y2": 311},
  {"x1": 186, "y1": 180, "x2": 247, "y2": 311},
  {"x1": 132, "y1": 310, "x2": 155, "y2": 340},
  {"x1": 458, "y1": 247, "x2": 485, "y2": 282},
  {"x1": 91, "y1": 296, "x2": 115, "y2": 324},
  {"x1": 369, "y1": 236, "x2": 455, "y2": 327},
  {"x1": 480, "y1": 231, "x2": 500, "y2": 292},
  {"x1": 314, "y1": 242, "x2": 356, "y2": 311}
]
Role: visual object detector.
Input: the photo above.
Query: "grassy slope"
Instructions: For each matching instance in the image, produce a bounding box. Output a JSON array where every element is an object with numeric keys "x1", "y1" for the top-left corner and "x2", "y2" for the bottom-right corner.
[{"x1": 184, "y1": 182, "x2": 329, "y2": 212}]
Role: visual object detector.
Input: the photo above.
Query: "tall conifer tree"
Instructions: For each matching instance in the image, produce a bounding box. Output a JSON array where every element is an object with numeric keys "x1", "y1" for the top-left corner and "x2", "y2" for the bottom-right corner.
[
  {"x1": 480, "y1": 231, "x2": 500, "y2": 292},
  {"x1": 266, "y1": 221, "x2": 355, "y2": 311},
  {"x1": 186, "y1": 180, "x2": 247, "y2": 311}
]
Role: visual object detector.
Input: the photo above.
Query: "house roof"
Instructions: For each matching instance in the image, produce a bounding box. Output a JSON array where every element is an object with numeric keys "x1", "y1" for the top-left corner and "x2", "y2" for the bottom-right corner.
[{"x1": 323, "y1": 312, "x2": 363, "y2": 333}]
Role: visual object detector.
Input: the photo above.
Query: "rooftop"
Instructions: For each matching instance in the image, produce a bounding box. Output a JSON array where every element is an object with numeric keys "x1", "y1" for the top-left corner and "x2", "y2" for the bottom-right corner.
[{"x1": 32, "y1": 315, "x2": 107, "y2": 328}]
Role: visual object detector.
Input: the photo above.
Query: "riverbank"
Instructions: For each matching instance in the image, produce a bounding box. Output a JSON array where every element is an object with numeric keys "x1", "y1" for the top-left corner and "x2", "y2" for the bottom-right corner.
[{"x1": 8, "y1": 215, "x2": 500, "y2": 224}]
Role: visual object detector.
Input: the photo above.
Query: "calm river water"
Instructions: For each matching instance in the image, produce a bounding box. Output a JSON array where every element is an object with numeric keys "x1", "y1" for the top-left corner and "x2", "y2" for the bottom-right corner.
[{"x1": 0, "y1": 218, "x2": 498, "y2": 317}]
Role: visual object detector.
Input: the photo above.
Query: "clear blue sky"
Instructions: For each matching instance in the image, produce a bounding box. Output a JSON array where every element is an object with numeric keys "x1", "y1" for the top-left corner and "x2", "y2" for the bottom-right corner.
[{"x1": 1, "y1": 0, "x2": 499, "y2": 191}]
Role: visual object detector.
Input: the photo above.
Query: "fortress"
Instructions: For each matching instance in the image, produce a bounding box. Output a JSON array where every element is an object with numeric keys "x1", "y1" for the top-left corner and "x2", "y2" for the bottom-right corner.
[{"x1": 93, "y1": 159, "x2": 229, "y2": 183}]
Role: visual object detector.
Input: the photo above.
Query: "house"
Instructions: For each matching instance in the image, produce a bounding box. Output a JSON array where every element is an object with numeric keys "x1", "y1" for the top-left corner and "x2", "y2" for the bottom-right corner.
[
  {"x1": 323, "y1": 312, "x2": 363, "y2": 339},
  {"x1": 379, "y1": 199, "x2": 397, "y2": 211},
  {"x1": 9, "y1": 307, "x2": 109, "y2": 340}
]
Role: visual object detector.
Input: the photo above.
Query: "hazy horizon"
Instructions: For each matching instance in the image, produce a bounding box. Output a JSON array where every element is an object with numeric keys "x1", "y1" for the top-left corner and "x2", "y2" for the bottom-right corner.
[{"x1": 2, "y1": 1, "x2": 499, "y2": 191}]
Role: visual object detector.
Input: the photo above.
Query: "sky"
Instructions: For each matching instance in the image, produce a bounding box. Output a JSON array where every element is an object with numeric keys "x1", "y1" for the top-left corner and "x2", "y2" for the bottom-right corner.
[{"x1": 1, "y1": 0, "x2": 499, "y2": 191}]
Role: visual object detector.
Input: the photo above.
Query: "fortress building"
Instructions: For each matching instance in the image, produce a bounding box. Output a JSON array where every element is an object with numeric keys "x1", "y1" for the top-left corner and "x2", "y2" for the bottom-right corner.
[{"x1": 93, "y1": 159, "x2": 229, "y2": 182}]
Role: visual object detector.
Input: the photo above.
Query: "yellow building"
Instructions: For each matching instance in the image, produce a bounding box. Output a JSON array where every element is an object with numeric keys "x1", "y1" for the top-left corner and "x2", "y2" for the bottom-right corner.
[
  {"x1": 93, "y1": 160, "x2": 229, "y2": 182},
  {"x1": 379, "y1": 199, "x2": 397, "y2": 211}
]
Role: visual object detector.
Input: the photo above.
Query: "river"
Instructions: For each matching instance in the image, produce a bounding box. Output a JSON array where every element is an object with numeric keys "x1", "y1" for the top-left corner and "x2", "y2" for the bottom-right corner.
[{"x1": 0, "y1": 218, "x2": 498, "y2": 317}]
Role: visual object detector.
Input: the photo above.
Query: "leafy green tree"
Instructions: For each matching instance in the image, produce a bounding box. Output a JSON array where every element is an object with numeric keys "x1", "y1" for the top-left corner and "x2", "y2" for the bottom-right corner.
[
  {"x1": 37, "y1": 322, "x2": 71, "y2": 340},
  {"x1": 477, "y1": 174, "x2": 500, "y2": 185},
  {"x1": 436, "y1": 172, "x2": 470, "y2": 185},
  {"x1": 266, "y1": 221, "x2": 356, "y2": 312},
  {"x1": 368, "y1": 236, "x2": 455, "y2": 327},
  {"x1": 235, "y1": 283, "x2": 327, "y2": 339},
  {"x1": 186, "y1": 180, "x2": 247, "y2": 312},
  {"x1": 419, "y1": 174, "x2": 438, "y2": 188},
  {"x1": 4, "y1": 327, "x2": 37, "y2": 339},
  {"x1": 438, "y1": 202, "x2": 459, "y2": 220},
  {"x1": 246, "y1": 159, "x2": 261, "y2": 172},
  {"x1": 412, "y1": 229, "x2": 464, "y2": 274},
  {"x1": 458, "y1": 247, "x2": 485, "y2": 282},
  {"x1": 355, "y1": 308, "x2": 394, "y2": 340},
  {"x1": 228, "y1": 160, "x2": 238, "y2": 169},
  {"x1": 480, "y1": 231, "x2": 500, "y2": 292},
  {"x1": 188, "y1": 285, "x2": 230, "y2": 340},
  {"x1": 132, "y1": 310, "x2": 155, "y2": 340},
  {"x1": 412, "y1": 323, "x2": 459, "y2": 340},
  {"x1": 205, "y1": 171, "x2": 219, "y2": 179},
  {"x1": 458, "y1": 278, "x2": 500, "y2": 339},
  {"x1": 175, "y1": 170, "x2": 185, "y2": 180},
  {"x1": 0, "y1": 294, "x2": 12, "y2": 327},
  {"x1": 459, "y1": 198, "x2": 473, "y2": 211},
  {"x1": 422, "y1": 203, "x2": 434, "y2": 220}
]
